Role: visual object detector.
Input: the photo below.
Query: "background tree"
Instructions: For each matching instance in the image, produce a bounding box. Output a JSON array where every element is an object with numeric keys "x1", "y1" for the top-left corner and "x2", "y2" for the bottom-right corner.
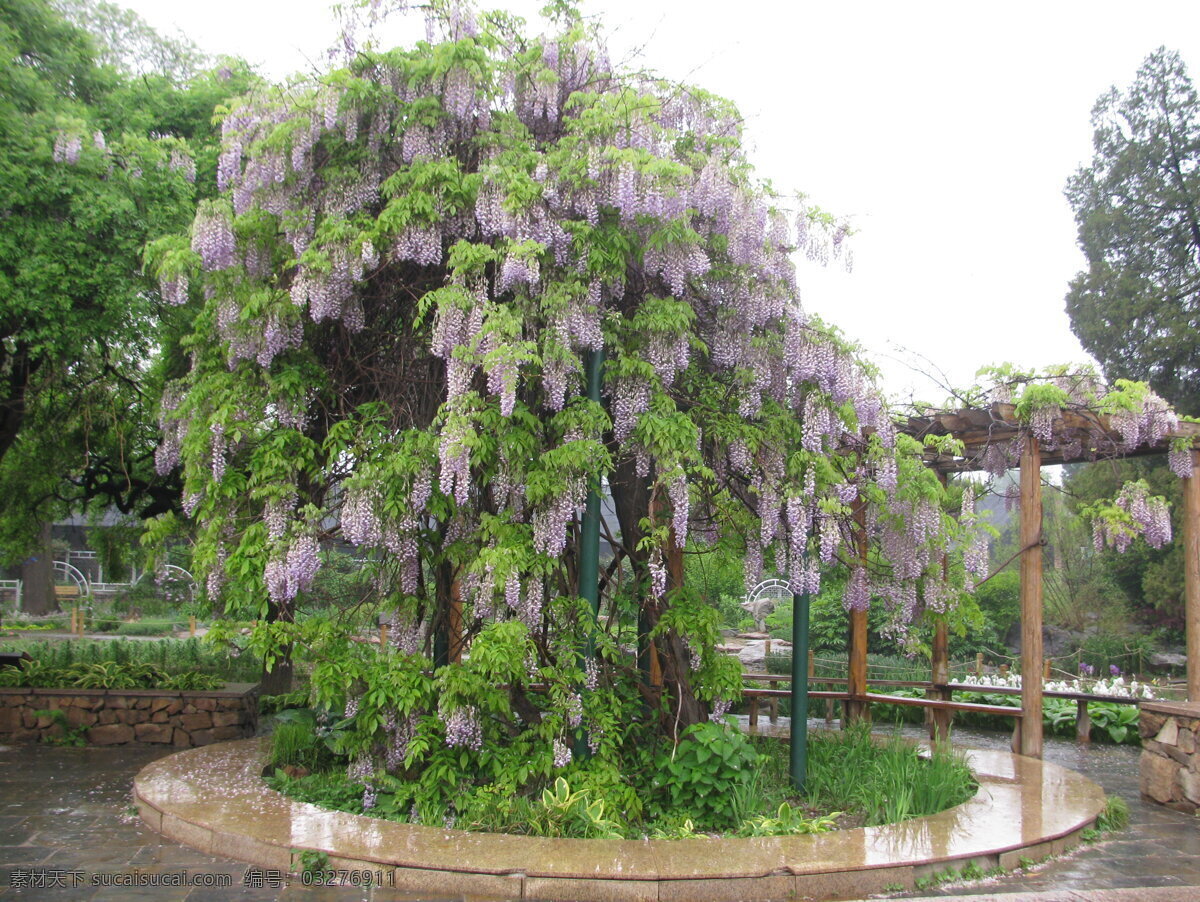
[
  {"x1": 52, "y1": 0, "x2": 204, "y2": 83},
  {"x1": 1065, "y1": 47, "x2": 1200, "y2": 416},
  {"x1": 0, "y1": 0, "x2": 253, "y2": 580},
  {"x1": 1062, "y1": 48, "x2": 1196, "y2": 648}
]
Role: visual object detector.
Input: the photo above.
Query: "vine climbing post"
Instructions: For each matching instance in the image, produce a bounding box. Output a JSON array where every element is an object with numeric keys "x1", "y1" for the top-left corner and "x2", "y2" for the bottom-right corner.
[
  {"x1": 1019, "y1": 434, "x2": 1044, "y2": 758},
  {"x1": 1183, "y1": 449, "x2": 1200, "y2": 702},
  {"x1": 576, "y1": 347, "x2": 604, "y2": 757},
  {"x1": 847, "y1": 496, "x2": 870, "y2": 723},
  {"x1": 930, "y1": 471, "x2": 952, "y2": 742},
  {"x1": 790, "y1": 581, "x2": 811, "y2": 791}
]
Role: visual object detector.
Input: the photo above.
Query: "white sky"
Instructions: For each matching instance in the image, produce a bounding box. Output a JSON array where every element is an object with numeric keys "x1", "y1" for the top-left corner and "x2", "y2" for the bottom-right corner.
[{"x1": 123, "y1": 0, "x2": 1200, "y2": 403}]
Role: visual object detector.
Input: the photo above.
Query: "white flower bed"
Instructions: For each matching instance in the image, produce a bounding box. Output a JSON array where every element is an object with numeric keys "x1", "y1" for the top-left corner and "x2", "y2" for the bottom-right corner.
[{"x1": 957, "y1": 672, "x2": 1155, "y2": 700}]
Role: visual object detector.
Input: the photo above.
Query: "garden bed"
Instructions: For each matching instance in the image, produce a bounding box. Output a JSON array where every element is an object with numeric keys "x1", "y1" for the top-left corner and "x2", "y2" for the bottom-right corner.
[
  {"x1": 0, "y1": 683, "x2": 258, "y2": 747},
  {"x1": 135, "y1": 737, "x2": 1106, "y2": 902}
]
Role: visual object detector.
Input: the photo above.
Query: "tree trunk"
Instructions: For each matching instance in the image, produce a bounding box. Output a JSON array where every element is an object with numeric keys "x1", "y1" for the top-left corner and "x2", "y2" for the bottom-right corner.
[
  {"x1": 608, "y1": 452, "x2": 707, "y2": 739},
  {"x1": 259, "y1": 599, "x2": 294, "y2": 695},
  {"x1": 20, "y1": 522, "x2": 55, "y2": 615},
  {"x1": 0, "y1": 342, "x2": 36, "y2": 467}
]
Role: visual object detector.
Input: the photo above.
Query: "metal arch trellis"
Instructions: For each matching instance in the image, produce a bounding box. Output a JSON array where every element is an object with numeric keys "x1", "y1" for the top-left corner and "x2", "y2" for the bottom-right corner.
[
  {"x1": 157, "y1": 565, "x2": 197, "y2": 606},
  {"x1": 53, "y1": 560, "x2": 89, "y2": 596},
  {"x1": 745, "y1": 578, "x2": 793, "y2": 606}
]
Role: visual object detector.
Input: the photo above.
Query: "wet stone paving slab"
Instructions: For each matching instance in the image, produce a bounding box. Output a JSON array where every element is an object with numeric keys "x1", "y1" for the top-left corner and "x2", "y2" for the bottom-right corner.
[
  {"x1": 0, "y1": 744, "x2": 447, "y2": 900},
  {"x1": 1, "y1": 723, "x2": 1199, "y2": 901},
  {"x1": 884, "y1": 723, "x2": 1200, "y2": 899}
]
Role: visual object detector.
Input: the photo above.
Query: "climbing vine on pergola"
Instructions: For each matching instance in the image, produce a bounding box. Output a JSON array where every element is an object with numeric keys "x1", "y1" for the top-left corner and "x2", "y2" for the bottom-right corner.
[{"x1": 902, "y1": 368, "x2": 1200, "y2": 757}]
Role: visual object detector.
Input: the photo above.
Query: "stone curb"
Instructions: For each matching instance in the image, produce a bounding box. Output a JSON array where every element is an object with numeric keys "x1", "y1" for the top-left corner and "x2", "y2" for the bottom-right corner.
[{"x1": 135, "y1": 738, "x2": 1107, "y2": 902}]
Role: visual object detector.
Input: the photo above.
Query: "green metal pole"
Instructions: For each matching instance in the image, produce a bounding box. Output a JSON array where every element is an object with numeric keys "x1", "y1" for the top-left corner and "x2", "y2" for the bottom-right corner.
[
  {"x1": 575, "y1": 347, "x2": 605, "y2": 758},
  {"x1": 790, "y1": 584, "x2": 811, "y2": 792}
]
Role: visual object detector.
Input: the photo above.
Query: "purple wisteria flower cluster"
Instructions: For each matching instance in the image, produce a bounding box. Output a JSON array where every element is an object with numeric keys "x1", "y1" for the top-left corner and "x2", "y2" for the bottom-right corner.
[{"x1": 1093, "y1": 481, "x2": 1172, "y2": 552}]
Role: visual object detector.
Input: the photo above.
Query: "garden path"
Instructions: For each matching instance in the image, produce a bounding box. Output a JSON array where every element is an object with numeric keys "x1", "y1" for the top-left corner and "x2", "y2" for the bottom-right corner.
[{"x1": 0, "y1": 722, "x2": 1196, "y2": 900}]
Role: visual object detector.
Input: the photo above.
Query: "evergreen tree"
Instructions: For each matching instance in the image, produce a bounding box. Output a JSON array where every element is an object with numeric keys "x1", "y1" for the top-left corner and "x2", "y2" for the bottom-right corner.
[{"x1": 1065, "y1": 48, "x2": 1200, "y2": 415}]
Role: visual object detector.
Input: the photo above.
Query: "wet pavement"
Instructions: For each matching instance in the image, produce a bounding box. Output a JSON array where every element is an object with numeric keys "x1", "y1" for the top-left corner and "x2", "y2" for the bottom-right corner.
[
  {"x1": 0, "y1": 722, "x2": 1197, "y2": 900},
  {"x1": 884, "y1": 722, "x2": 1200, "y2": 899},
  {"x1": 0, "y1": 744, "x2": 439, "y2": 901}
]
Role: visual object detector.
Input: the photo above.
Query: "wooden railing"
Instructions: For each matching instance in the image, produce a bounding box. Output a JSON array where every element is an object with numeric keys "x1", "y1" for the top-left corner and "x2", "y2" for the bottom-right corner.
[{"x1": 739, "y1": 671, "x2": 1145, "y2": 750}]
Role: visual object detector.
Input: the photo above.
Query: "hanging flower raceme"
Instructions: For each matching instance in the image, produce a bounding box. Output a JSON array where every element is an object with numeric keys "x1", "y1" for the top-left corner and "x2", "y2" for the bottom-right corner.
[
  {"x1": 1091, "y1": 480, "x2": 1172, "y2": 552},
  {"x1": 191, "y1": 202, "x2": 236, "y2": 271}
]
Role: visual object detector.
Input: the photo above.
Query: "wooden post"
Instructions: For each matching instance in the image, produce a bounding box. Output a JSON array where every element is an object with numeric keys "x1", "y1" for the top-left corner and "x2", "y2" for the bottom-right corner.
[
  {"x1": 69, "y1": 607, "x2": 76, "y2": 635},
  {"x1": 1184, "y1": 449, "x2": 1200, "y2": 703},
  {"x1": 930, "y1": 471, "x2": 951, "y2": 742},
  {"x1": 976, "y1": 652, "x2": 983, "y2": 677},
  {"x1": 1044, "y1": 659, "x2": 1052, "y2": 681},
  {"x1": 649, "y1": 642, "x2": 662, "y2": 688},
  {"x1": 930, "y1": 619, "x2": 951, "y2": 741},
  {"x1": 379, "y1": 622, "x2": 389, "y2": 648},
  {"x1": 846, "y1": 498, "x2": 870, "y2": 723},
  {"x1": 808, "y1": 649, "x2": 815, "y2": 679},
  {"x1": 189, "y1": 615, "x2": 197, "y2": 638},
  {"x1": 1019, "y1": 434, "x2": 1044, "y2": 758},
  {"x1": 1076, "y1": 698, "x2": 1091, "y2": 744}
]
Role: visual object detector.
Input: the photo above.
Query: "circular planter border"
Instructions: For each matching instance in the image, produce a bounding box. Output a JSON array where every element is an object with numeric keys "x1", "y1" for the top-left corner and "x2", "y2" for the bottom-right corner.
[{"x1": 135, "y1": 737, "x2": 1106, "y2": 902}]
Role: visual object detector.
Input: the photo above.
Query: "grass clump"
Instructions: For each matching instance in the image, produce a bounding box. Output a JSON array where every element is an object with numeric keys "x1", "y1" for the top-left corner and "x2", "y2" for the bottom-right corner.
[
  {"x1": 1097, "y1": 794, "x2": 1130, "y2": 831},
  {"x1": 800, "y1": 723, "x2": 976, "y2": 826}
]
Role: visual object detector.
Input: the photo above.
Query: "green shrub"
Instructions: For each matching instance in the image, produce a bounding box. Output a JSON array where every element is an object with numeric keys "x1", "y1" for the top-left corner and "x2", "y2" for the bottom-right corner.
[
  {"x1": 650, "y1": 721, "x2": 762, "y2": 831},
  {"x1": 0, "y1": 637, "x2": 261, "y2": 683},
  {"x1": 973, "y1": 571, "x2": 1021, "y2": 638},
  {"x1": 1079, "y1": 633, "x2": 1154, "y2": 676},
  {"x1": 116, "y1": 619, "x2": 184, "y2": 637}
]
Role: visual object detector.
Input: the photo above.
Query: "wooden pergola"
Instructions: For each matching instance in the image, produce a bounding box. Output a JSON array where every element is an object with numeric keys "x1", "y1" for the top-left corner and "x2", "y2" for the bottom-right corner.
[{"x1": 877, "y1": 402, "x2": 1200, "y2": 758}]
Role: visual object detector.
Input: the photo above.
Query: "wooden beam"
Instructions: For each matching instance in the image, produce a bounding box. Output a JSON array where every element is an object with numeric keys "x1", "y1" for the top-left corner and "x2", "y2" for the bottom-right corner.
[
  {"x1": 1184, "y1": 450, "x2": 1200, "y2": 702},
  {"x1": 1019, "y1": 434, "x2": 1044, "y2": 758},
  {"x1": 847, "y1": 497, "x2": 870, "y2": 724}
]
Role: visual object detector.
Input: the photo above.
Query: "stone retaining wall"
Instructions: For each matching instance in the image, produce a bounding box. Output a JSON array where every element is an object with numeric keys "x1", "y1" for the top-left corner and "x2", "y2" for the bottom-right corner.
[
  {"x1": 1139, "y1": 699, "x2": 1200, "y2": 813},
  {"x1": 0, "y1": 683, "x2": 258, "y2": 747}
]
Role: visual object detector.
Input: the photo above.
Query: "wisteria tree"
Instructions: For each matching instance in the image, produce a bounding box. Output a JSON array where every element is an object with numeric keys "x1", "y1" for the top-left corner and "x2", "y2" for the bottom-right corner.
[{"x1": 151, "y1": 0, "x2": 982, "y2": 814}]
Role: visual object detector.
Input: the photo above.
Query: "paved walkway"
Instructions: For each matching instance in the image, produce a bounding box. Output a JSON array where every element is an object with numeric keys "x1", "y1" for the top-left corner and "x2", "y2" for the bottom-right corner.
[
  {"x1": 882, "y1": 723, "x2": 1200, "y2": 899},
  {"x1": 1, "y1": 723, "x2": 1197, "y2": 900}
]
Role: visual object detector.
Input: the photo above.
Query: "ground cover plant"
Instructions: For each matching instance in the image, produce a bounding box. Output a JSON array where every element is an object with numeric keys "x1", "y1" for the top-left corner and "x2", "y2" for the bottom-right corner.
[
  {"x1": 264, "y1": 720, "x2": 974, "y2": 838},
  {"x1": 0, "y1": 660, "x2": 223, "y2": 691},
  {"x1": 0, "y1": 638, "x2": 262, "y2": 683}
]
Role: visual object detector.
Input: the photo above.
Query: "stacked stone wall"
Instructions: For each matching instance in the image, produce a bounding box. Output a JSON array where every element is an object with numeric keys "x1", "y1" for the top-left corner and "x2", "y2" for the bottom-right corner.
[
  {"x1": 0, "y1": 684, "x2": 258, "y2": 747},
  {"x1": 1139, "y1": 699, "x2": 1200, "y2": 813}
]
